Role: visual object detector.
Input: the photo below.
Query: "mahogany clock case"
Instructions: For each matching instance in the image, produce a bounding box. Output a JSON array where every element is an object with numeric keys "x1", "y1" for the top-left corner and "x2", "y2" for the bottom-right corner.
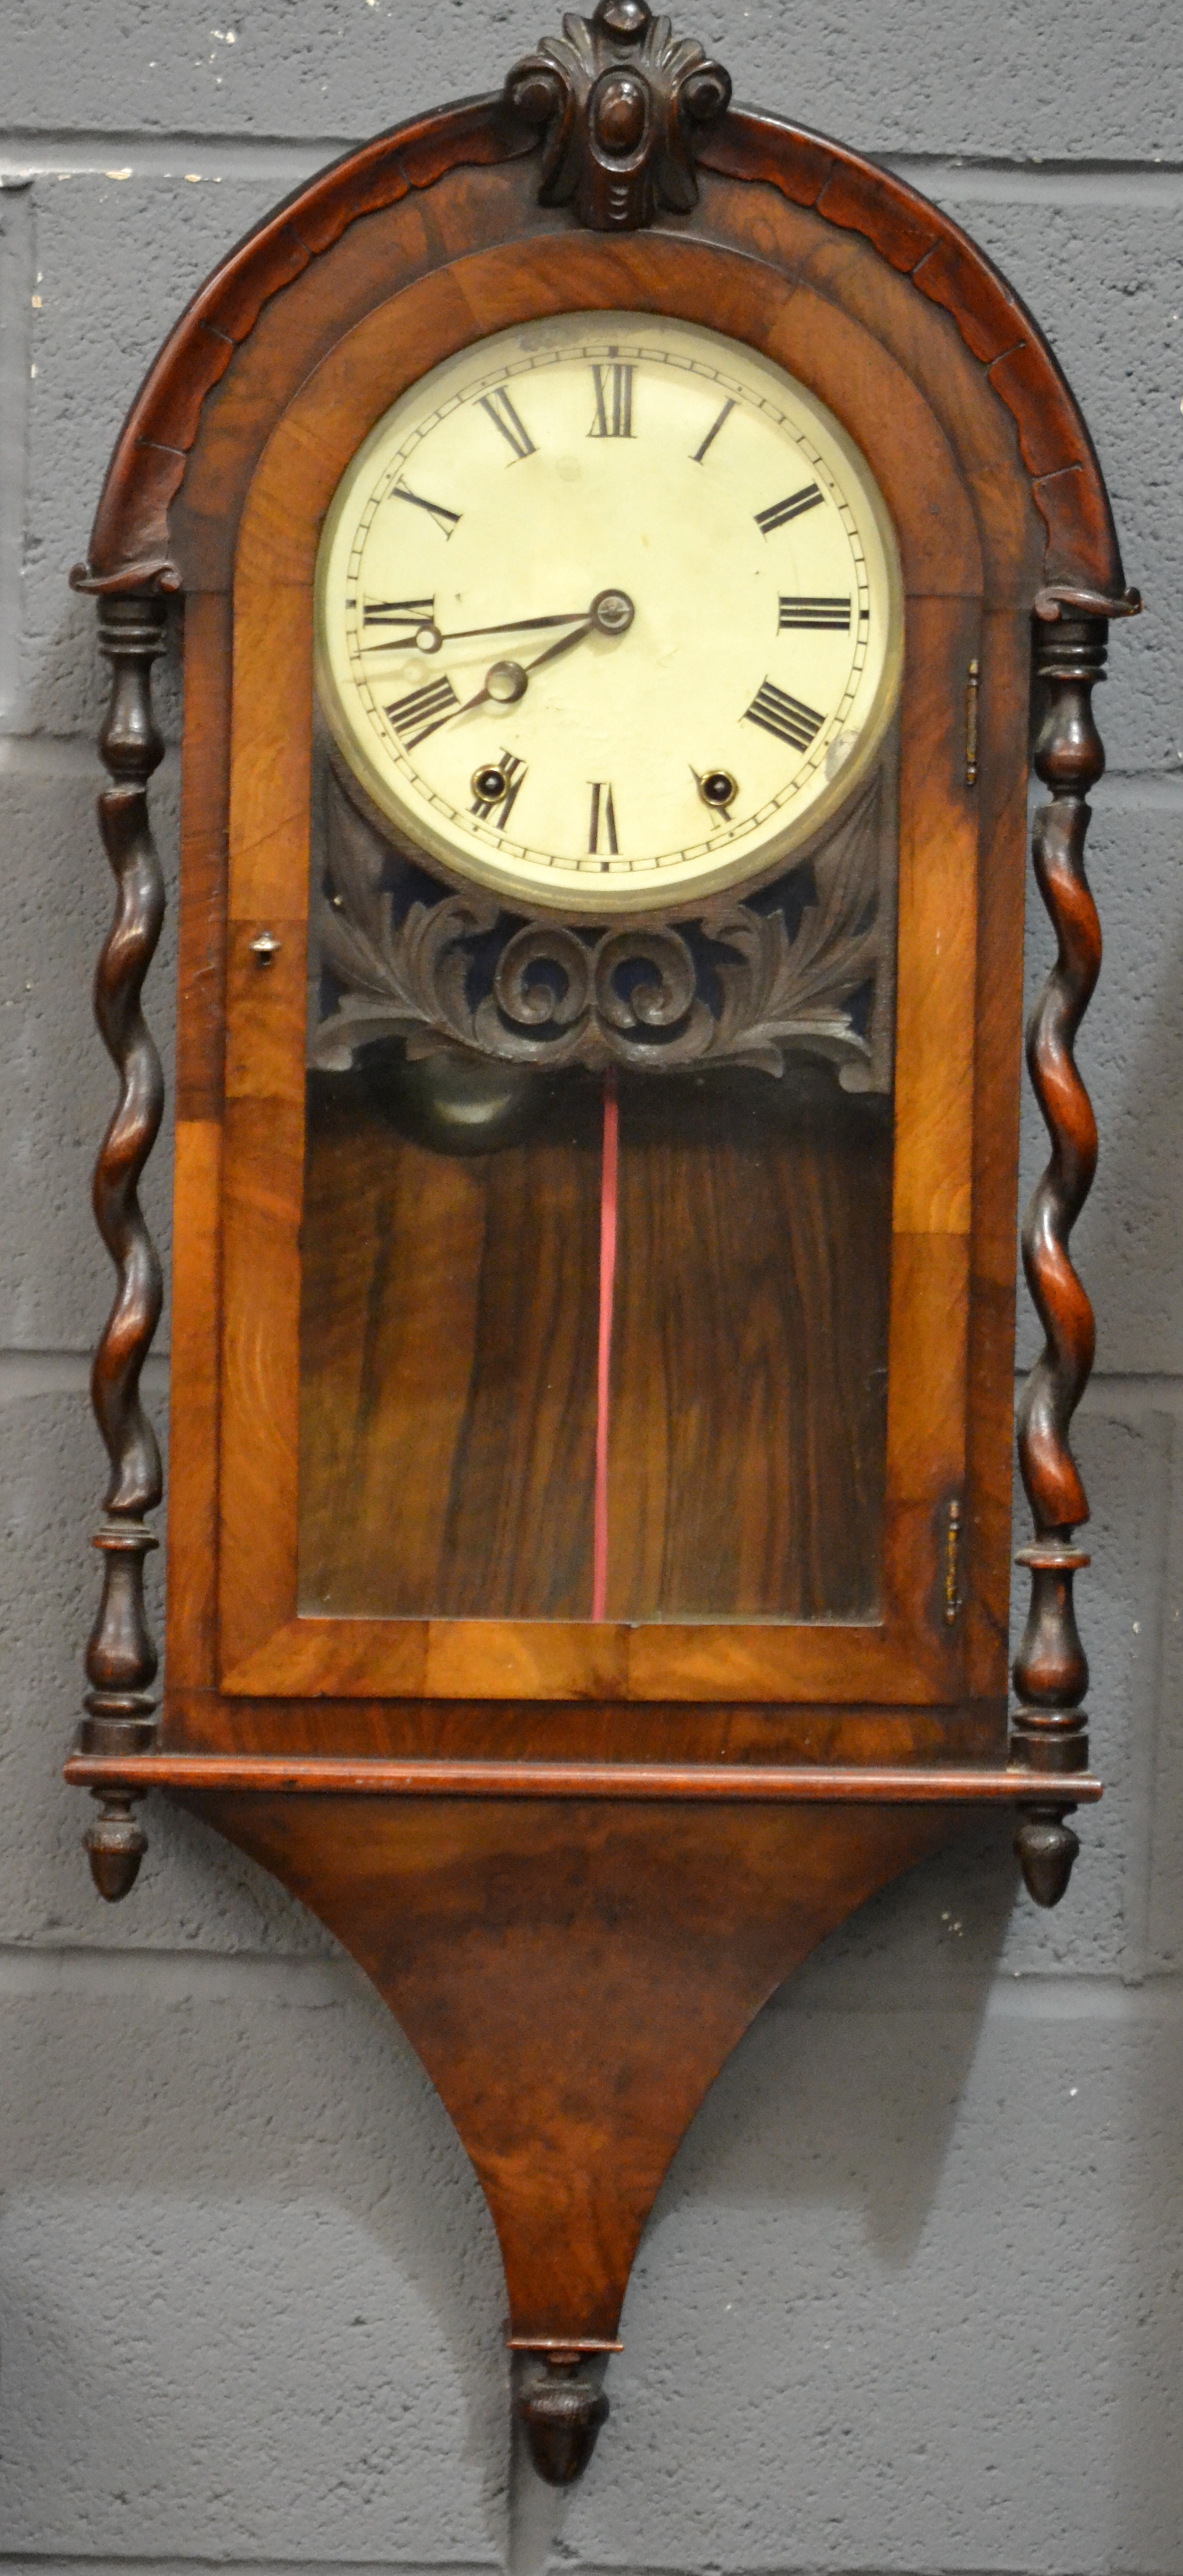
[
  {"x1": 217, "y1": 210, "x2": 986, "y2": 1719},
  {"x1": 67, "y1": 7, "x2": 1133, "y2": 2481},
  {"x1": 119, "y1": 168, "x2": 1056, "y2": 1745}
]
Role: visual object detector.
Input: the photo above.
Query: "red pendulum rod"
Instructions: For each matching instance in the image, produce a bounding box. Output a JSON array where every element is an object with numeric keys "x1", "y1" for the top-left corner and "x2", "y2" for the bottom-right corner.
[{"x1": 592, "y1": 1066, "x2": 619, "y2": 1621}]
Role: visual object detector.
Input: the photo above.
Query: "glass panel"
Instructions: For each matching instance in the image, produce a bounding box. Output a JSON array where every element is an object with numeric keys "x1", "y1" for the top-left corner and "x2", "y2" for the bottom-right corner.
[
  {"x1": 298, "y1": 1061, "x2": 602, "y2": 1619},
  {"x1": 297, "y1": 714, "x2": 896, "y2": 1624},
  {"x1": 606, "y1": 1063, "x2": 891, "y2": 1620},
  {"x1": 297, "y1": 1052, "x2": 891, "y2": 1624}
]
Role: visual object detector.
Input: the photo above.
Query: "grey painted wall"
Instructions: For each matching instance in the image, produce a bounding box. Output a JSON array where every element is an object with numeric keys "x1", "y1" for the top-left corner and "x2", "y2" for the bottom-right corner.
[{"x1": 0, "y1": 5, "x2": 1180, "y2": 2571}]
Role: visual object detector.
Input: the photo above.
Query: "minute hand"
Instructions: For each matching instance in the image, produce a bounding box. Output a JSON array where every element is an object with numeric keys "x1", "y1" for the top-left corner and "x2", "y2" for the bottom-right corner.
[
  {"x1": 441, "y1": 589, "x2": 632, "y2": 649},
  {"x1": 363, "y1": 608, "x2": 589, "y2": 655},
  {"x1": 433, "y1": 609, "x2": 588, "y2": 645}
]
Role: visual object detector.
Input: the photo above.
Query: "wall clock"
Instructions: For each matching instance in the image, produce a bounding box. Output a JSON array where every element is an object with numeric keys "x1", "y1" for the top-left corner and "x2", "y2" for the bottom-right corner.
[{"x1": 67, "y1": 0, "x2": 1138, "y2": 2486}]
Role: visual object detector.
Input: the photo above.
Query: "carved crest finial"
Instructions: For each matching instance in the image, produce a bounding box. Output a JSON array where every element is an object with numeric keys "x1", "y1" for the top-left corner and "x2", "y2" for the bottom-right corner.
[{"x1": 504, "y1": 0, "x2": 732, "y2": 231}]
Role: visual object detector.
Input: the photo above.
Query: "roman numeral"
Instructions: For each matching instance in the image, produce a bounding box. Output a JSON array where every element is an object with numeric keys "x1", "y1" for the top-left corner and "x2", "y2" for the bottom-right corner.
[
  {"x1": 589, "y1": 362, "x2": 634, "y2": 439},
  {"x1": 589, "y1": 781, "x2": 619, "y2": 856},
  {"x1": 388, "y1": 479, "x2": 461, "y2": 536},
  {"x1": 742, "y1": 680, "x2": 825, "y2": 752},
  {"x1": 690, "y1": 398, "x2": 736, "y2": 464},
  {"x1": 755, "y1": 483, "x2": 823, "y2": 536},
  {"x1": 778, "y1": 595, "x2": 851, "y2": 630},
  {"x1": 477, "y1": 385, "x2": 536, "y2": 462},
  {"x1": 385, "y1": 674, "x2": 460, "y2": 746},
  {"x1": 471, "y1": 753, "x2": 527, "y2": 829},
  {"x1": 361, "y1": 595, "x2": 435, "y2": 630}
]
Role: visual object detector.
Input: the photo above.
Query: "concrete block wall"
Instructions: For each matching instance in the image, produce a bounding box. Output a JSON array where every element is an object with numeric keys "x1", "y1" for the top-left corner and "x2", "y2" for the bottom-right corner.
[{"x1": 0, "y1": 5, "x2": 1179, "y2": 2569}]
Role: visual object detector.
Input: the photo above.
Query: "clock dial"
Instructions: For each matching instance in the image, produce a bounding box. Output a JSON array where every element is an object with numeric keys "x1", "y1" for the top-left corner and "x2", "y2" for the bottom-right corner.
[{"x1": 314, "y1": 313, "x2": 902, "y2": 913}]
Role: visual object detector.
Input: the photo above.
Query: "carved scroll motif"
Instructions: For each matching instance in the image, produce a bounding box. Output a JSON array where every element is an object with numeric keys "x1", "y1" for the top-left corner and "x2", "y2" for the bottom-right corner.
[
  {"x1": 504, "y1": 0, "x2": 731, "y2": 231},
  {"x1": 311, "y1": 766, "x2": 895, "y2": 1092}
]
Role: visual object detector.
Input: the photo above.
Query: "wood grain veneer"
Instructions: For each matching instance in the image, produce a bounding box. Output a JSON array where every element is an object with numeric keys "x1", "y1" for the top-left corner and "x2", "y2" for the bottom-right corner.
[{"x1": 68, "y1": 55, "x2": 1129, "y2": 2392}]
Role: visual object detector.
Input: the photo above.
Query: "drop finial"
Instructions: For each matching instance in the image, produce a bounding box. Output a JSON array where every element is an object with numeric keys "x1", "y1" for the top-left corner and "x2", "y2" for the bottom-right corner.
[
  {"x1": 1015, "y1": 1804, "x2": 1080, "y2": 1908},
  {"x1": 84, "y1": 1789, "x2": 147, "y2": 1901},
  {"x1": 517, "y1": 2354, "x2": 609, "y2": 2484}
]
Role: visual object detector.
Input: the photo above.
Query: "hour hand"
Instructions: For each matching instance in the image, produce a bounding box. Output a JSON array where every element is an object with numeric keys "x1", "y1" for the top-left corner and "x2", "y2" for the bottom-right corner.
[
  {"x1": 366, "y1": 594, "x2": 634, "y2": 656},
  {"x1": 434, "y1": 622, "x2": 598, "y2": 726},
  {"x1": 420, "y1": 608, "x2": 591, "y2": 651},
  {"x1": 430, "y1": 616, "x2": 596, "y2": 729},
  {"x1": 388, "y1": 655, "x2": 537, "y2": 747},
  {"x1": 514, "y1": 588, "x2": 635, "y2": 677},
  {"x1": 508, "y1": 589, "x2": 634, "y2": 683}
]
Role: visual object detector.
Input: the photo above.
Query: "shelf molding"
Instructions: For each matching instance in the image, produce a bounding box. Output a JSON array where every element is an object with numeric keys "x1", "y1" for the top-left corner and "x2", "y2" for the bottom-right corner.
[{"x1": 64, "y1": 1752, "x2": 1104, "y2": 1805}]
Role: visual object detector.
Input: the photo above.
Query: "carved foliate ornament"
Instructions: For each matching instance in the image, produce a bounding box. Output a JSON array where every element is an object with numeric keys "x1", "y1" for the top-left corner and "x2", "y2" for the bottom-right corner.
[
  {"x1": 312, "y1": 768, "x2": 894, "y2": 1089},
  {"x1": 504, "y1": 0, "x2": 731, "y2": 230}
]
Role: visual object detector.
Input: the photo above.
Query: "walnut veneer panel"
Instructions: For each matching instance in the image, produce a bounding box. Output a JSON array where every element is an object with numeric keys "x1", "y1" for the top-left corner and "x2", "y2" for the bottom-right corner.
[
  {"x1": 298, "y1": 1072, "x2": 600, "y2": 1620},
  {"x1": 607, "y1": 1066, "x2": 891, "y2": 1621}
]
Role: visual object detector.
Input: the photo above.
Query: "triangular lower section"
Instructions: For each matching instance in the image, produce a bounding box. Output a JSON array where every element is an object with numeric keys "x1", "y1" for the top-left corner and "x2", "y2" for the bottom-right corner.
[{"x1": 184, "y1": 1789, "x2": 956, "y2": 2342}]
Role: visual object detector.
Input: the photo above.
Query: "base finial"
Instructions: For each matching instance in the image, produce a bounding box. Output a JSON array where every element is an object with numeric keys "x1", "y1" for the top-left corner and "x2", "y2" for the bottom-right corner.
[
  {"x1": 1015, "y1": 1804, "x2": 1080, "y2": 1908},
  {"x1": 84, "y1": 1789, "x2": 147, "y2": 1900},
  {"x1": 517, "y1": 2352, "x2": 609, "y2": 2484}
]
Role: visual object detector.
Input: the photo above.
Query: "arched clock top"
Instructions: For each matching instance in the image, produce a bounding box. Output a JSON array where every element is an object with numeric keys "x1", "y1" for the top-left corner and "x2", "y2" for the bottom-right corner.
[{"x1": 71, "y1": 0, "x2": 1133, "y2": 610}]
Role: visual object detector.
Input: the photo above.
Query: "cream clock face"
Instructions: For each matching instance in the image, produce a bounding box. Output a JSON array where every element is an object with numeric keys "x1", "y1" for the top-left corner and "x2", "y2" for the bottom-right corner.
[{"x1": 314, "y1": 312, "x2": 902, "y2": 915}]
